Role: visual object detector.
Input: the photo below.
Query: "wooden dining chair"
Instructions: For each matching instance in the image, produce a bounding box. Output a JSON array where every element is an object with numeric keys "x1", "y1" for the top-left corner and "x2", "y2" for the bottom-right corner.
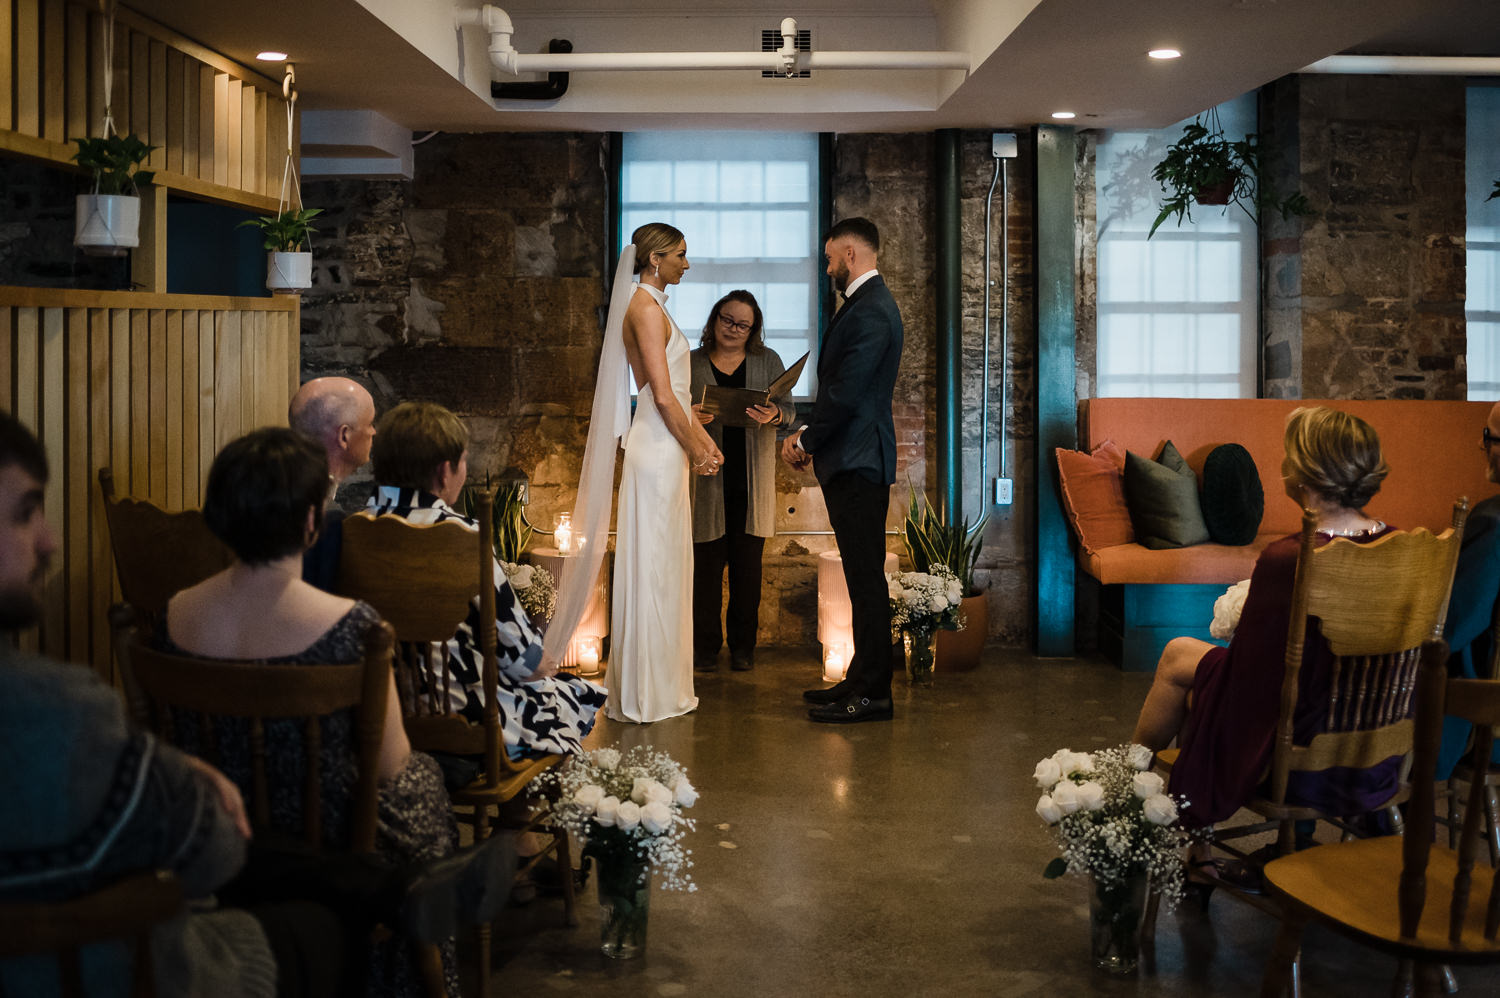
[
  {"x1": 1441, "y1": 599, "x2": 1500, "y2": 864},
  {"x1": 99, "y1": 468, "x2": 234, "y2": 719},
  {"x1": 1261, "y1": 638, "x2": 1500, "y2": 997},
  {"x1": 0, "y1": 870, "x2": 184, "y2": 998},
  {"x1": 1145, "y1": 502, "x2": 1469, "y2": 984},
  {"x1": 125, "y1": 620, "x2": 447, "y2": 998},
  {"x1": 336, "y1": 490, "x2": 574, "y2": 998}
]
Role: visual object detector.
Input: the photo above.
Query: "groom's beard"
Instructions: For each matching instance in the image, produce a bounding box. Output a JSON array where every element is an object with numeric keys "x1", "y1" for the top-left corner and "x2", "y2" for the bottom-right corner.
[{"x1": 831, "y1": 261, "x2": 850, "y2": 294}]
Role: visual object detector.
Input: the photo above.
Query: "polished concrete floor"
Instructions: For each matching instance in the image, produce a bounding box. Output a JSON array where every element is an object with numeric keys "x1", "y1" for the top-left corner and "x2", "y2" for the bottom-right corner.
[{"x1": 486, "y1": 647, "x2": 1500, "y2": 997}]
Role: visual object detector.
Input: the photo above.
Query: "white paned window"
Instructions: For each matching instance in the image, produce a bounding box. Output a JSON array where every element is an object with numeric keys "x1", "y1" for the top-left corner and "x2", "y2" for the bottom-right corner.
[
  {"x1": 1094, "y1": 94, "x2": 1259, "y2": 398},
  {"x1": 621, "y1": 132, "x2": 820, "y2": 398},
  {"x1": 1469, "y1": 86, "x2": 1500, "y2": 401}
]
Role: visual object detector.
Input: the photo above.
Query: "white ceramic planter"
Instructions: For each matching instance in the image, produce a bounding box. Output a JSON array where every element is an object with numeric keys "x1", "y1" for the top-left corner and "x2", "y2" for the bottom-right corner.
[
  {"x1": 266, "y1": 251, "x2": 312, "y2": 292},
  {"x1": 74, "y1": 194, "x2": 140, "y2": 257}
]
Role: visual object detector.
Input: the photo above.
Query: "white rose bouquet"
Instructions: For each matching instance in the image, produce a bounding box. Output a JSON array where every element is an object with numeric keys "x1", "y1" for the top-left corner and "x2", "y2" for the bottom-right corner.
[
  {"x1": 1209, "y1": 578, "x2": 1251, "y2": 641},
  {"x1": 886, "y1": 563, "x2": 966, "y2": 640},
  {"x1": 542, "y1": 744, "x2": 698, "y2": 892},
  {"x1": 501, "y1": 560, "x2": 556, "y2": 622},
  {"x1": 1034, "y1": 742, "x2": 1188, "y2": 910}
]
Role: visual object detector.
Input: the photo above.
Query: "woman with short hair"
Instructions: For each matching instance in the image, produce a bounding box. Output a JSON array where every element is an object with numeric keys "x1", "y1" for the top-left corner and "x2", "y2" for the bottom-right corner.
[{"x1": 367, "y1": 401, "x2": 606, "y2": 757}]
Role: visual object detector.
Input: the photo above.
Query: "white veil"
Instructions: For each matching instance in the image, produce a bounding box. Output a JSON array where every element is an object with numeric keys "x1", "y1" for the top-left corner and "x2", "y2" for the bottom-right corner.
[{"x1": 543, "y1": 244, "x2": 637, "y2": 661}]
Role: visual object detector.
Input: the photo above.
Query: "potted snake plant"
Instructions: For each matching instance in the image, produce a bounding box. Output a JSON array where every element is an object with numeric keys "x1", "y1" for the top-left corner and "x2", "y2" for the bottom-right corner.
[
  {"x1": 902, "y1": 485, "x2": 988, "y2": 671},
  {"x1": 71, "y1": 133, "x2": 157, "y2": 256},
  {"x1": 238, "y1": 207, "x2": 322, "y2": 292}
]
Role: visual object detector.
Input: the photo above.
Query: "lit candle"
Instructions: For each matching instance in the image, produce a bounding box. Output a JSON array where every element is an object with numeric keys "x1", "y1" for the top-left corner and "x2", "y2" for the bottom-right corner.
[
  {"x1": 578, "y1": 638, "x2": 601, "y2": 671},
  {"x1": 555, "y1": 512, "x2": 573, "y2": 555},
  {"x1": 822, "y1": 643, "x2": 849, "y2": 683}
]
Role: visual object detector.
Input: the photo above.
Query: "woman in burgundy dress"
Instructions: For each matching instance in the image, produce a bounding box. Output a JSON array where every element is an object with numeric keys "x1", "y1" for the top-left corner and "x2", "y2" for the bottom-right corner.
[{"x1": 1131, "y1": 407, "x2": 1396, "y2": 862}]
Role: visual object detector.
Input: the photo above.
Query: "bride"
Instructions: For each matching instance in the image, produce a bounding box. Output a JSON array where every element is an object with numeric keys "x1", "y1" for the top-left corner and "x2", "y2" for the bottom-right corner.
[{"x1": 544, "y1": 223, "x2": 723, "y2": 723}]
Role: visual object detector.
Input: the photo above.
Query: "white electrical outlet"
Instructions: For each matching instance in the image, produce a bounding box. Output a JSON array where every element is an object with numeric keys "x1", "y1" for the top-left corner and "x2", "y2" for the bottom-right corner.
[{"x1": 995, "y1": 478, "x2": 1013, "y2": 505}]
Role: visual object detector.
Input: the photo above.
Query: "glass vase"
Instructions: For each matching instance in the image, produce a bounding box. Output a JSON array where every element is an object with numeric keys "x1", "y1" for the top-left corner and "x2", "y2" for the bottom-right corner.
[
  {"x1": 595, "y1": 854, "x2": 651, "y2": 959},
  {"x1": 1088, "y1": 870, "x2": 1150, "y2": 974},
  {"x1": 904, "y1": 630, "x2": 935, "y2": 686}
]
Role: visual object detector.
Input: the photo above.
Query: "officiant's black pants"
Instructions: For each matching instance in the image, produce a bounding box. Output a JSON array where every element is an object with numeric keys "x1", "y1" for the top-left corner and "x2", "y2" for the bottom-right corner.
[
  {"x1": 823, "y1": 471, "x2": 893, "y2": 700},
  {"x1": 692, "y1": 490, "x2": 765, "y2": 659}
]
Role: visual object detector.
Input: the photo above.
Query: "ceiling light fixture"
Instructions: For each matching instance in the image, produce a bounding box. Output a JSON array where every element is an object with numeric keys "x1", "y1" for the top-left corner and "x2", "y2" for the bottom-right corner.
[
  {"x1": 1148, "y1": 48, "x2": 1181, "y2": 60},
  {"x1": 256, "y1": 50, "x2": 289, "y2": 62},
  {"x1": 1051, "y1": 111, "x2": 1076, "y2": 119}
]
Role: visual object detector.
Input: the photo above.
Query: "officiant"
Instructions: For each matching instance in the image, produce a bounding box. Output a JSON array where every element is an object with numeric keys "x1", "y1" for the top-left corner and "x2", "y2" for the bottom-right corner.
[{"x1": 689, "y1": 290, "x2": 796, "y2": 673}]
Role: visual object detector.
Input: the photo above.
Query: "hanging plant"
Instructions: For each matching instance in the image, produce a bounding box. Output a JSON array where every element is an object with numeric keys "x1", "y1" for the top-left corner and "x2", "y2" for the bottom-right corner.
[
  {"x1": 247, "y1": 65, "x2": 316, "y2": 292},
  {"x1": 1148, "y1": 106, "x2": 1312, "y2": 238},
  {"x1": 71, "y1": 3, "x2": 156, "y2": 256}
]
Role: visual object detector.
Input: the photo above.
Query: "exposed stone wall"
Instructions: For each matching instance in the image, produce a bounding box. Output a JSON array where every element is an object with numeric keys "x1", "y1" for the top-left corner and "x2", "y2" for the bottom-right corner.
[
  {"x1": 1261, "y1": 74, "x2": 1467, "y2": 400},
  {"x1": 297, "y1": 129, "x2": 1038, "y2": 647}
]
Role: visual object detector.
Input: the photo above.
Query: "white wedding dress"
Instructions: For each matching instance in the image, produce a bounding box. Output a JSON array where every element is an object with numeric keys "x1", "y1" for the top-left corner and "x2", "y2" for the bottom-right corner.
[{"x1": 606, "y1": 282, "x2": 699, "y2": 723}]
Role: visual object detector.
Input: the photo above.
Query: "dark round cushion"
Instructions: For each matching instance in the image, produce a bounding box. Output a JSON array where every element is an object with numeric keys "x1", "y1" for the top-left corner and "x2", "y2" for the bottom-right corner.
[{"x1": 1200, "y1": 443, "x2": 1264, "y2": 546}]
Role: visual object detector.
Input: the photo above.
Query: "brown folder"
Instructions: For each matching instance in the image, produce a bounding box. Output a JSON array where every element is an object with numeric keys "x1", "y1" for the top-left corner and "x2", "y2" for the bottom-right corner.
[{"x1": 696, "y1": 352, "x2": 809, "y2": 428}]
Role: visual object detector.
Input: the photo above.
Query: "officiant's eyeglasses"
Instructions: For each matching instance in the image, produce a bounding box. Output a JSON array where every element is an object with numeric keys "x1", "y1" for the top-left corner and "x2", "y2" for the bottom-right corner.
[
  {"x1": 1485, "y1": 427, "x2": 1500, "y2": 449},
  {"x1": 717, "y1": 314, "x2": 753, "y2": 334}
]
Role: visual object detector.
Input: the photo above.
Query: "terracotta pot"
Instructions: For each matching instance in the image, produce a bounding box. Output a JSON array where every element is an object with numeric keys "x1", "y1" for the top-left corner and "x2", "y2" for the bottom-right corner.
[
  {"x1": 935, "y1": 592, "x2": 988, "y2": 672},
  {"x1": 1194, "y1": 174, "x2": 1238, "y2": 206}
]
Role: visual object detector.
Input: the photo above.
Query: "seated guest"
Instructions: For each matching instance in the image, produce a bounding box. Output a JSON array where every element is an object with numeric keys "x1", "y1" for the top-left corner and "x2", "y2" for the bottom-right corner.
[
  {"x1": 367, "y1": 402, "x2": 606, "y2": 758},
  {"x1": 289, "y1": 376, "x2": 378, "y2": 591},
  {"x1": 162, "y1": 427, "x2": 464, "y2": 998},
  {"x1": 1131, "y1": 407, "x2": 1394, "y2": 859},
  {"x1": 1437, "y1": 399, "x2": 1500, "y2": 778},
  {"x1": 0, "y1": 413, "x2": 328, "y2": 998}
]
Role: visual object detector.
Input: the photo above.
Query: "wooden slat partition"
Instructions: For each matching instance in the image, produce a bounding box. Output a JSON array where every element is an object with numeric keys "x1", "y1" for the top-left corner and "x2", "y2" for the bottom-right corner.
[
  {"x1": 0, "y1": 285, "x2": 299, "y2": 678},
  {"x1": 0, "y1": 0, "x2": 287, "y2": 213}
]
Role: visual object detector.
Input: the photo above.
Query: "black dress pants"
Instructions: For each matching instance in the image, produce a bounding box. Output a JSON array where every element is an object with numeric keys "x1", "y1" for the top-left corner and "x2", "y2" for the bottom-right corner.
[
  {"x1": 693, "y1": 487, "x2": 766, "y2": 657},
  {"x1": 822, "y1": 471, "x2": 893, "y2": 700}
]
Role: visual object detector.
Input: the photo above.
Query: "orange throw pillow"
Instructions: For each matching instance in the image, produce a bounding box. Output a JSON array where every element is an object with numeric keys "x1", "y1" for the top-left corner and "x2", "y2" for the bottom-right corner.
[{"x1": 1056, "y1": 441, "x2": 1135, "y2": 553}]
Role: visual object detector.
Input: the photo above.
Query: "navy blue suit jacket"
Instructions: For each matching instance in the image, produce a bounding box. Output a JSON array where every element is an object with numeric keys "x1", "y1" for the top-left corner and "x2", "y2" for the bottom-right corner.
[{"x1": 800, "y1": 274, "x2": 903, "y2": 486}]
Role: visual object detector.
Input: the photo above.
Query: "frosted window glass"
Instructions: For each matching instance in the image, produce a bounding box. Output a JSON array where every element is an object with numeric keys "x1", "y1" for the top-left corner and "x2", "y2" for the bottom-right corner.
[
  {"x1": 622, "y1": 132, "x2": 820, "y2": 398},
  {"x1": 1468, "y1": 86, "x2": 1500, "y2": 401},
  {"x1": 1095, "y1": 94, "x2": 1258, "y2": 398}
]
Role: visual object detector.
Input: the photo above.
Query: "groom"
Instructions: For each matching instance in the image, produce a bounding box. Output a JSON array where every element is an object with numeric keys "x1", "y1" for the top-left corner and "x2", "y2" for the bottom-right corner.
[{"x1": 782, "y1": 217, "x2": 904, "y2": 724}]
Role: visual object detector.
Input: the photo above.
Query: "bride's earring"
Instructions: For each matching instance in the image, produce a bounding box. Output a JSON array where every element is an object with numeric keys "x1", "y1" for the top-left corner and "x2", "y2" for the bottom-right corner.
[{"x1": 653, "y1": 262, "x2": 660, "y2": 278}]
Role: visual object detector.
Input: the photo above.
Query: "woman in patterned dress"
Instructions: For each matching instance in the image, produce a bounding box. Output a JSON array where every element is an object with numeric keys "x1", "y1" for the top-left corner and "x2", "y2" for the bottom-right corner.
[
  {"x1": 367, "y1": 402, "x2": 606, "y2": 758},
  {"x1": 161, "y1": 427, "x2": 462, "y2": 998}
]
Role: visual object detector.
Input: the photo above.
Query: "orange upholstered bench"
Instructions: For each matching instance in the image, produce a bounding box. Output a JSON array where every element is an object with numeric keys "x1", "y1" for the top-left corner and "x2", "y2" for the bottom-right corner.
[{"x1": 1064, "y1": 398, "x2": 1493, "y2": 670}]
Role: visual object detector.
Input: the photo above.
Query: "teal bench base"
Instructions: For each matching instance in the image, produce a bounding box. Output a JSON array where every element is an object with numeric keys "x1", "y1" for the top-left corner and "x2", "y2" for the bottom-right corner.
[{"x1": 1098, "y1": 582, "x2": 1227, "y2": 672}]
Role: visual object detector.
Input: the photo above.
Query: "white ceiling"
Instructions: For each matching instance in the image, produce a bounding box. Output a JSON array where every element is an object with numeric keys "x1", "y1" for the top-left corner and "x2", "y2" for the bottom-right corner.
[{"x1": 126, "y1": 0, "x2": 1499, "y2": 134}]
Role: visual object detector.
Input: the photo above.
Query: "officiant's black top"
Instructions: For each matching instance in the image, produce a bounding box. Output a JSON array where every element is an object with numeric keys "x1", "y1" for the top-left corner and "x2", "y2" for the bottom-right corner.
[{"x1": 710, "y1": 359, "x2": 749, "y2": 504}]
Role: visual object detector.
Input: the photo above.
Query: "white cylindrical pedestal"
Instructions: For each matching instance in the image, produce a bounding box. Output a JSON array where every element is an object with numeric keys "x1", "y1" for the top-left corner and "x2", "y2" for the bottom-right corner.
[
  {"x1": 530, "y1": 545, "x2": 609, "y2": 676},
  {"x1": 817, "y1": 549, "x2": 898, "y2": 681}
]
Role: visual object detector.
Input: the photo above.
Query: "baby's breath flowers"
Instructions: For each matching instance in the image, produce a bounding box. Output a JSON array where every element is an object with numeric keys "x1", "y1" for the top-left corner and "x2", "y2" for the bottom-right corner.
[
  {"x1": 1034, "y1": 743, "x2": 1188, "y2": 910},
  {"x1": 543, "y1": 745, "x2": 697, "y2": 891},
  {"x1": 501, "y1": 560, "x2": 556, "y2": 622}
]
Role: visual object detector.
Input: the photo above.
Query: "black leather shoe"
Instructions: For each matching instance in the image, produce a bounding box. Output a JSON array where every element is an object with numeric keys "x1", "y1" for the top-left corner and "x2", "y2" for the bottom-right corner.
[
  {"x1": 808, "y1": 695, "x2": 893, "y2": 724},
  {"x1": 730, "y1": 651, "x2": 754, "y2": 672},
  {"x1": 694, "y1": 652, "x2": 719, "y2": 673},
  {"x1": 803, "y1": 681, "x2": 852, "y2": 705}
]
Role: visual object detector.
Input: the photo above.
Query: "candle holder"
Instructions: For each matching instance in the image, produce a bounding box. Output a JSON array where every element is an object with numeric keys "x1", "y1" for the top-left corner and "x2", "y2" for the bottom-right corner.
[
  {"x1": 555, "y1": 512, "x2": 574, "y2": 555},
  {"x1": 822, "y1": 642, "x2": 851, "y2": 683}
]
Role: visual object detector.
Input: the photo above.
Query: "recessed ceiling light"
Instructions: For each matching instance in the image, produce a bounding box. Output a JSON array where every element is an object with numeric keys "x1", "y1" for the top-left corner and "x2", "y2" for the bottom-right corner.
[
  {"x1": 1051, "y1": 111, "x2": 1076, "y2": 119},
  {"x1": 256, "y1": 50, "x2": 289, "y2": 62},
  {"x1": 1148, "y1": 48, "x2": 1182, "y2": 60}
]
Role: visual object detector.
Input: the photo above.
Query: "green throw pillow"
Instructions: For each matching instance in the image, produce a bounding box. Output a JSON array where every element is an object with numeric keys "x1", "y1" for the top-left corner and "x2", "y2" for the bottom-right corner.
[
  {"x1": 1200, "y1": 443, "x2": 1264, "y2": 545},
  {"x1": 1123, "y1": 441, "x2": 1211, "y2": 550}
]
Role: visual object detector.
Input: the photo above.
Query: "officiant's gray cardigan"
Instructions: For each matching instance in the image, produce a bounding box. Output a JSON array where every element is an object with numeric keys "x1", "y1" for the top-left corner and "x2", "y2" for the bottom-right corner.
[{"x1": 689, "y1": 346, "x2": 796, "y2": 542}]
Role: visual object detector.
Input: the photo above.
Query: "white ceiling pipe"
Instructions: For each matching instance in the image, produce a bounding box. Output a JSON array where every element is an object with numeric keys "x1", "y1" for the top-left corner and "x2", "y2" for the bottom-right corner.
[
  {"x1": 1300, "y1": 55, "x2": 1500, "y2": 75},
  {"x1": 461, "y1": 4, "x2": 969, "y2": 77}
]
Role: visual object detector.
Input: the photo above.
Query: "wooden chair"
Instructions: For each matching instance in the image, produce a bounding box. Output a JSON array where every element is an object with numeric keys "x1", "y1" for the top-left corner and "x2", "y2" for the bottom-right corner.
[
  {"x1": 1145, "y1": 503, "x2": 1469, "y2": 982},
  {"x1": 1442, "y1": 600, "x2": 1500, "y2": 865},
  {"x1": 336, "y1": 490, "x2": 575, "y2": 998},
  {"x1": 98, "y1": 468, "x2": 233, "y2": 622},
  {"x1": 1261, "y1": 638, "x2": 1500, "y2": 997},
  {"x1": 99, "y1": 468, "x2": 234, "y2": 719},
  {"x1": 0, "y1": 870, "x2": 184, "y2": 998},
  {"x1": 126, "y1": 621, "x2": 447, "y2": 998}
]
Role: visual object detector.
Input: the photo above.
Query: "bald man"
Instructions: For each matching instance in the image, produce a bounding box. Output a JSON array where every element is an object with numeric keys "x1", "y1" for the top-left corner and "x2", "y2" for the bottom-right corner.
[
  {"x1": 288, "y1": 376, "x2": 377, "y2": 485},
  {"x1": 290, "y1": 377, "x2": 376, "y2": 590},
  {"x1": 1437, "y1": 400, "x2": 1500, "y2": 780}
]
